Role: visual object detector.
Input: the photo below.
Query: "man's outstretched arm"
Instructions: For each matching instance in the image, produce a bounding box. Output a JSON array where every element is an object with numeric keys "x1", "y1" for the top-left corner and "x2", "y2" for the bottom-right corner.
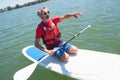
[{"x1": 60, "y1": 12, "x2": 83, "y2": 21}]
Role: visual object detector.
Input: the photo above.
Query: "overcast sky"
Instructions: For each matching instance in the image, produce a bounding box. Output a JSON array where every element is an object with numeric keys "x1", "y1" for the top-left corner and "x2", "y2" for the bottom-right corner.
[{"x1": 0, "y1": 0, "x2": 35, "y2": 9}]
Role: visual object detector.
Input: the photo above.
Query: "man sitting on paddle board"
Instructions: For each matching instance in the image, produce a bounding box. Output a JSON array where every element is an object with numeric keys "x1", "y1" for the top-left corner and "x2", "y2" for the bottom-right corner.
[{"x1": 35, "y1": 7, "x2": 82, "y2": 61}]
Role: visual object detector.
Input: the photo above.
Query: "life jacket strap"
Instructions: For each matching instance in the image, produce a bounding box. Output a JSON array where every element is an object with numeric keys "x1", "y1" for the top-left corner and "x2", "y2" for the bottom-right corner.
[{"x1": 43, "y1": 33, "x2": 61, "y2": 44}]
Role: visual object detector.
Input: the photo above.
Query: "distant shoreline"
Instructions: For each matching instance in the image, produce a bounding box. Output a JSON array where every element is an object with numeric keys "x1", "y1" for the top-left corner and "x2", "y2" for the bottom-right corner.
[{"x1": 0, "y1": 0, "x2": 49, "y2": 13}]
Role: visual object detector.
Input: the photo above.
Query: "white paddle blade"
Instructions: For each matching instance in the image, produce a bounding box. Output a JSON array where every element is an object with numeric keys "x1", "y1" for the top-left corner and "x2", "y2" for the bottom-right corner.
[{"x1": 14, "y1": 62, "x2": 38, "y2": 80}]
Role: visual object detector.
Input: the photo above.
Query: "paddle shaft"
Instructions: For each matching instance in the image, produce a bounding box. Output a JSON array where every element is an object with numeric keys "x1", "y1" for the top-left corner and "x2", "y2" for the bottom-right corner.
[{"x1": 61, "y1": 25, "x2": 91, "y2": 47}]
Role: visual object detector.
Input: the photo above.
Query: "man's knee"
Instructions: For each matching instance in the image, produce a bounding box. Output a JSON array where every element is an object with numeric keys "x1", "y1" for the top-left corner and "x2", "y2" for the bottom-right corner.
[
  {"x1": 60, "y1": 52, "x2": 69, "y2": 62},
  {"x1": 69, "y1": 45, "x2": 78, "y2": 54}
]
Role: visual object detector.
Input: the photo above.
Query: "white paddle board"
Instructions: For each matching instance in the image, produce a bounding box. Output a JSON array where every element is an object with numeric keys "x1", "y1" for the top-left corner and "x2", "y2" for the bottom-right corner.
[{"x1": 22, "y1": 45, "x2": 120, "y2": 80}]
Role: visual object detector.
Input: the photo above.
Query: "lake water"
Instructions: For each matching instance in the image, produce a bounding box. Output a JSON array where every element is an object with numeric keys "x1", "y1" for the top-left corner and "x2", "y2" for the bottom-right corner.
[{"x1": 0, "y1": 0, "x2": 120, "y2": 80}]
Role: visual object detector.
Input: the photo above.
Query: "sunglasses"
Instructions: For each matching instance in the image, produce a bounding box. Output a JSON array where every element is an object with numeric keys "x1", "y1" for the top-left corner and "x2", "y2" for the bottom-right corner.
[{"x1": 43, "y1": 11, "x2": 50, "y2": 15}]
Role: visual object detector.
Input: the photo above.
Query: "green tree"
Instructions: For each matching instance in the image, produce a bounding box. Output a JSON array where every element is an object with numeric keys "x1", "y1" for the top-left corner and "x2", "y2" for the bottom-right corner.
[
  {"x1": 7, "y1": 6, "x2": 12, "y2": 10},
  {"x1": 16, "y1": 4, "x2": 20, "y2": 8}
]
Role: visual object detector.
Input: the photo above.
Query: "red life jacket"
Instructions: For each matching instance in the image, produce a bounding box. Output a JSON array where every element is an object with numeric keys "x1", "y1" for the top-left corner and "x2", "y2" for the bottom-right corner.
[{"x1": 39, "y1": 20, "x2": 61, "y2": 48}]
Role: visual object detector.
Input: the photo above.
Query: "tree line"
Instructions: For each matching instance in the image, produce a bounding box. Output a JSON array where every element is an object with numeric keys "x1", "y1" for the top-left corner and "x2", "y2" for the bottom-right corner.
[{"x1": 0, "y1": 0, "x2": 48, "y2": 13}]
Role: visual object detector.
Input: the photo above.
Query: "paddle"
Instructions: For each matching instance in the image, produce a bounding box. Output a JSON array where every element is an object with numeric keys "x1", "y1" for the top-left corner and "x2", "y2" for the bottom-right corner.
[{"x1": 13, "y1": 25, "x2": 91, "y2": 80}]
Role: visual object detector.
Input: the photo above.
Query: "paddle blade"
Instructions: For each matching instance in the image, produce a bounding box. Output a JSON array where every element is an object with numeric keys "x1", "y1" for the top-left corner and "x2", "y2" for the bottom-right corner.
[{"x1": 14, "y1": 62, "x2": 38, "y2": 80}]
